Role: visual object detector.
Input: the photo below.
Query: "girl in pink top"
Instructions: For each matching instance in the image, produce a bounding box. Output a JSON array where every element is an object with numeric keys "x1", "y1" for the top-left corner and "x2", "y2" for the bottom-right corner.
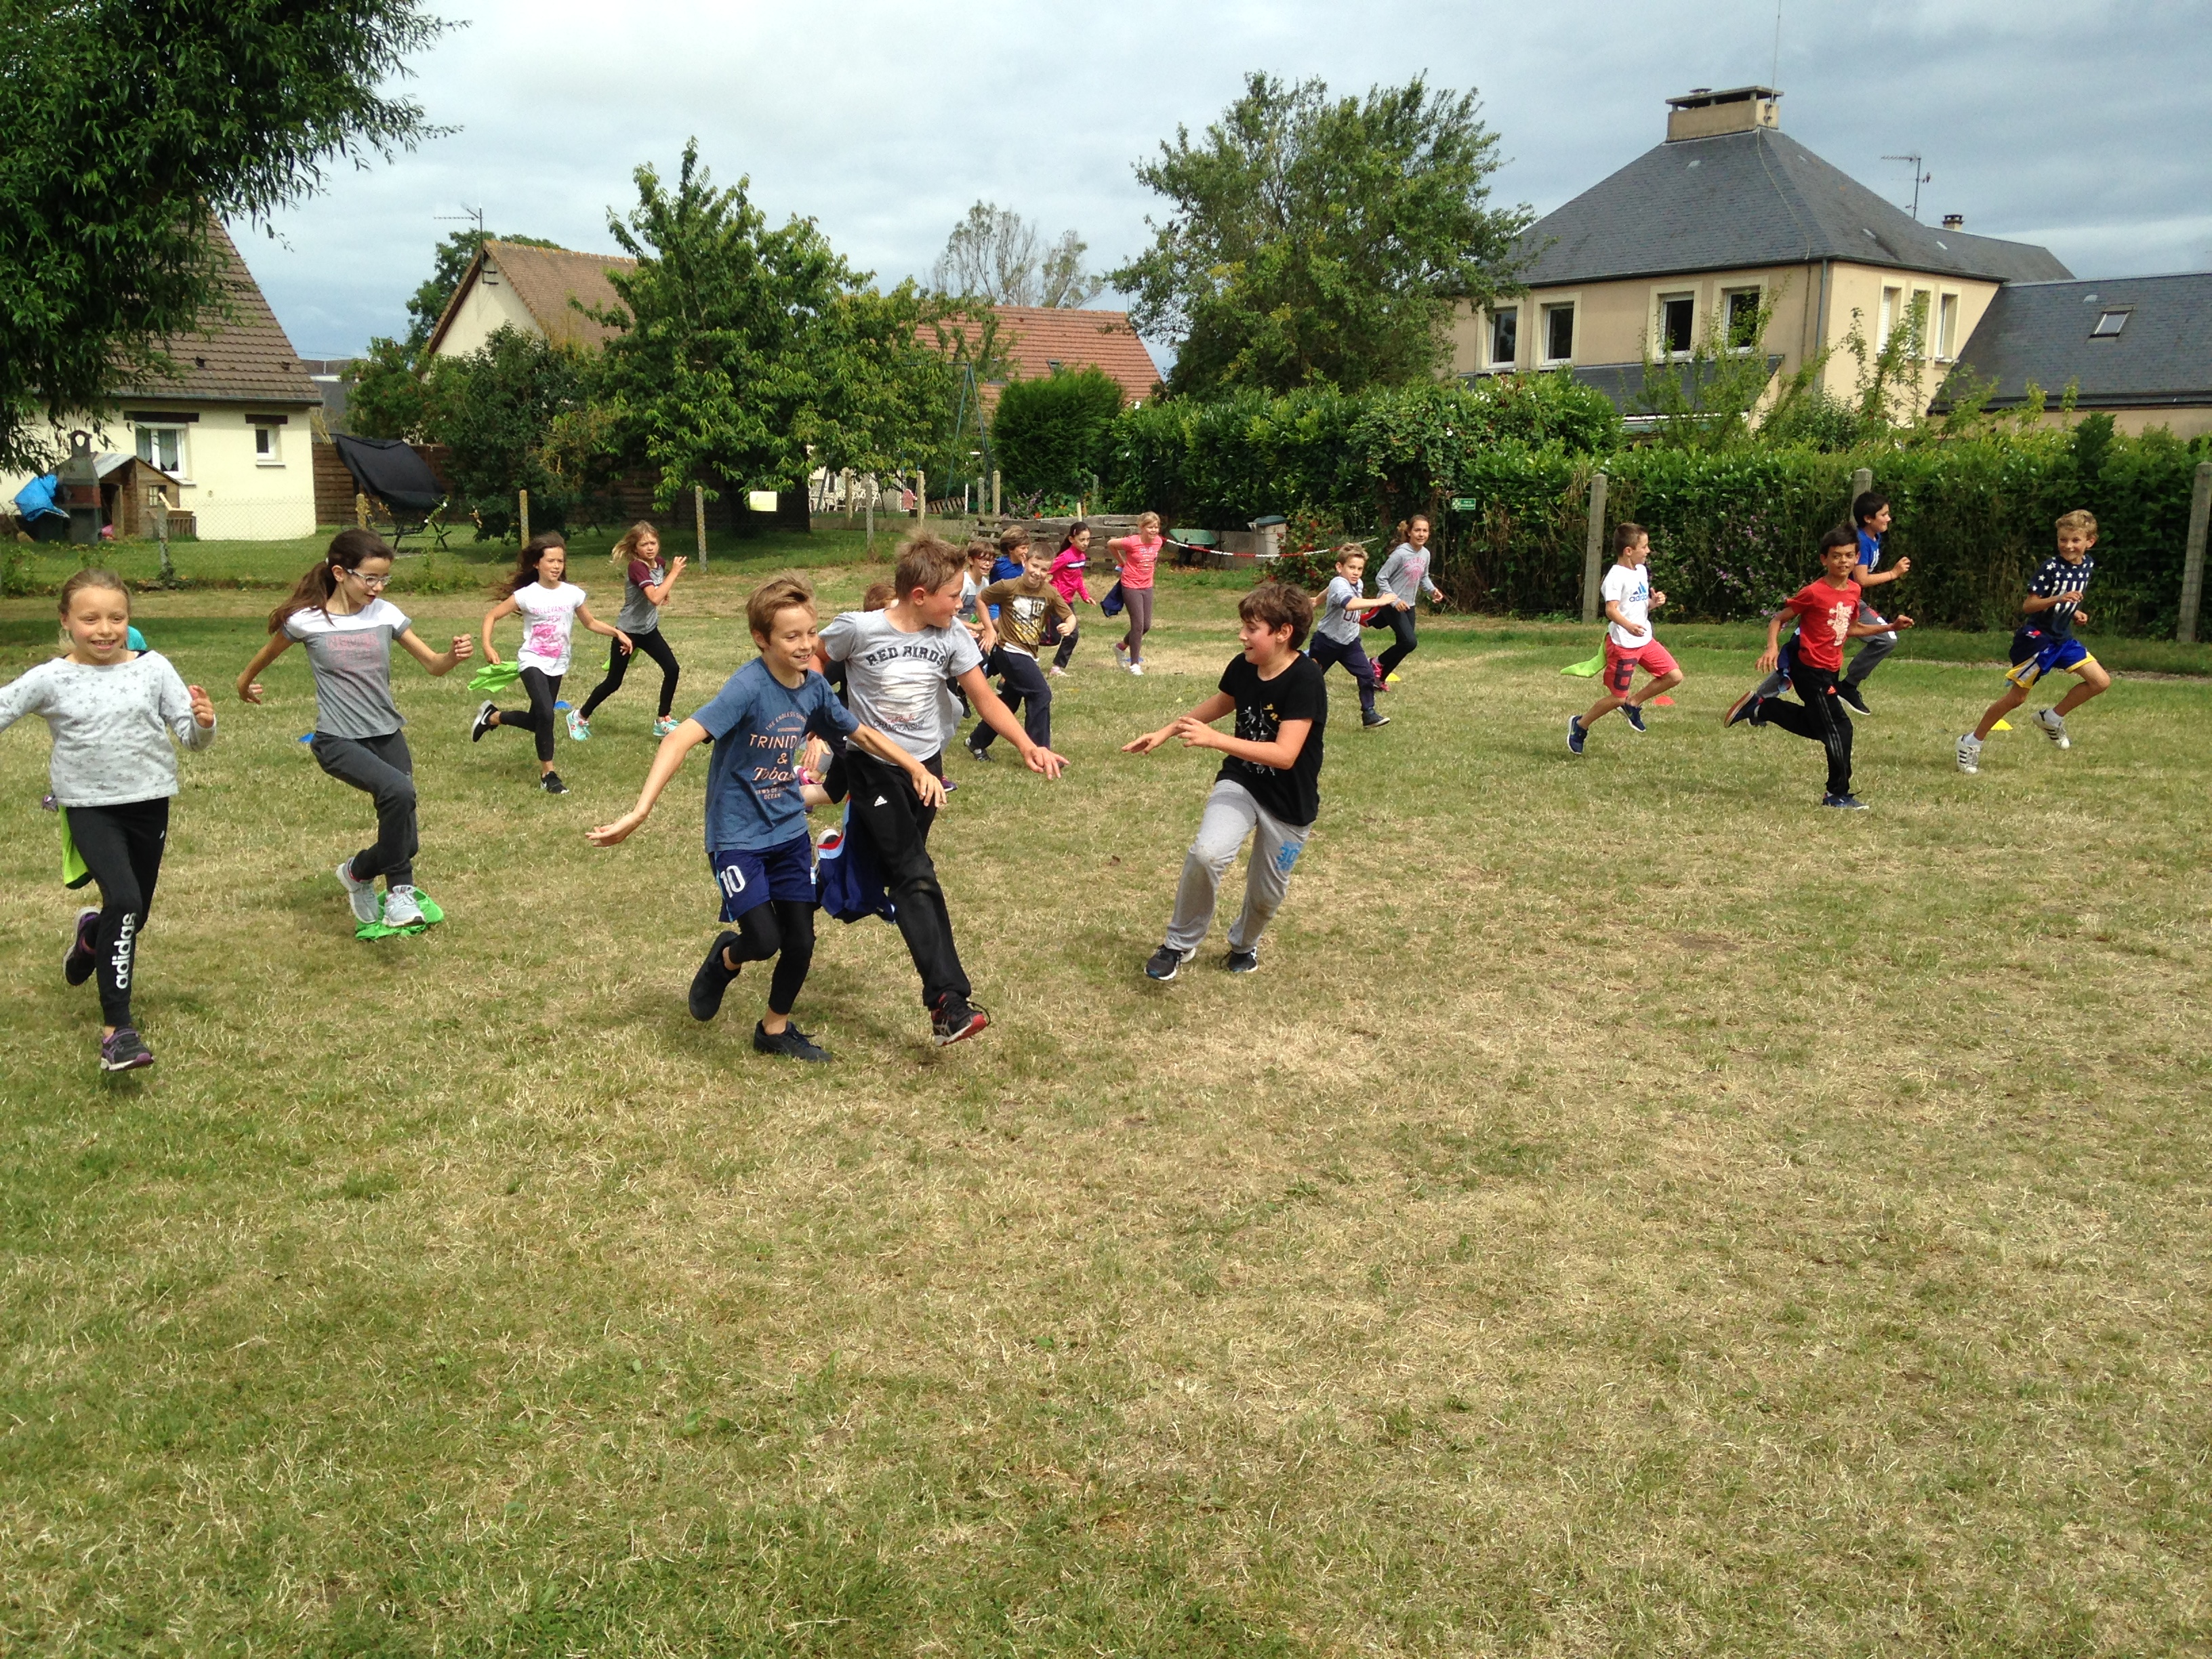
[
  {"x1": 1109, "y1": 512, "x2": 1165, "y2": 676},
  {"x1": 1046, "y1": 523, "x2": 1094, "y2": 676}
]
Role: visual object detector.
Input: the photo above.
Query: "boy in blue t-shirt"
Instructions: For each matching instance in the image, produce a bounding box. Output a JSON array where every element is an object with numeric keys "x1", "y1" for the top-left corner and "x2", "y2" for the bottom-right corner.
[
  {"x1": 1755, "y1": 490, "x2": 1912, "y2": 714},
  {"x1": 587, "y1": 575, "x2": 934, "y2": 1061},
  {"x1": 1957, "y1": 509, "x2": 2108, "y2": 773}
]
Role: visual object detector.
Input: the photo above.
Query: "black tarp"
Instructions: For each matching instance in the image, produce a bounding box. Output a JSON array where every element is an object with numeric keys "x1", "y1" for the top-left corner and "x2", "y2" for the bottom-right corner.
[{"x1": 332, "y1": 434, "x2": 442, "y2": 514}]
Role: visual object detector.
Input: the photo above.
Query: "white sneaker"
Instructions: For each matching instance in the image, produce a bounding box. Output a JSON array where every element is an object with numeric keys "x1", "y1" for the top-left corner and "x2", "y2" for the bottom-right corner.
[
  {"x1": 1113, "y1": 642, "x2": 1130, "y2": 668},
  {"x1": 652, "y1": 716, "x2": 678, "y2": 737},
  {"x1": 1955, "y1": 733, "x2": 1982, "y2": 775},
  {"x1": 2034, "y1": 707, "x2": 2070, "y2": 749},
  {"x1": 381, "y1": 884, "x2": 424, "y2": 928},
  {"x1": 1128, "y1": 662, "x2": 1145, "y2": 676},
  {"x1": 1048, "y1": 666, "x2": 1069, "y2": 678},
  {"x1": 336, "y1": 859, "x2": 379, "y2": 925},
  {"x1": 565, "y1": 710, "x2": 590, "y2": 742}
]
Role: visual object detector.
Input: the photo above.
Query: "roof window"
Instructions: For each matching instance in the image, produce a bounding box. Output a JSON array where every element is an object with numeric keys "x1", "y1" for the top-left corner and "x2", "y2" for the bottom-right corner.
[{"x1": 2090, "y1": 309, "x2": 2129, "y2": 339}]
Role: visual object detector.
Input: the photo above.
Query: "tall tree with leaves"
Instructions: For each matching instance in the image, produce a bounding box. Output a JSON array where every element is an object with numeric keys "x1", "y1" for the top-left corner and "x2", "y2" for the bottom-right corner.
[
  {"x1": 932, "y1": 202, "x2": 1103, "y2": 308},
  {"x1": 0, "y1": 0, "x2": 448, "y2": 470},
  {"x1": 1111, "y1": 72, "x2": 1529, "y2": 398}
]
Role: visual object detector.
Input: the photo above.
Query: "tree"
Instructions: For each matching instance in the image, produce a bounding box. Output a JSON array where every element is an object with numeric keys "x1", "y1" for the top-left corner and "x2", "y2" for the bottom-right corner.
[
  {"x1": 992, "y1": 368, "x2": 1124, "y2": 498},
  {"x1": 421, "y1": 327, "x2": 589, "y2": 538},
  {"x1": 1111, "y1": 72, "x2": 1530, "y2": 398},
  {"x1": 0, "y1": 0, "x2": 448, "y2": 470},
  {"x1": 585, "y1": 141, "x2": 960, "y2": 510},
  {"x1": 931, "y1": 202, "x2": 1104, "y2": 308}
]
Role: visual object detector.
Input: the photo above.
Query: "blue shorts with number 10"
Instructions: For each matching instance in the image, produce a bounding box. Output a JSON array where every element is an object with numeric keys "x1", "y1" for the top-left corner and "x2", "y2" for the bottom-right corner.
[
  {"x1": 710, "y1": 833, "x2": 817, "y2": 921},
  {"x1": 2006, "y1": 629, "x2": 2095, "y2": 689}
]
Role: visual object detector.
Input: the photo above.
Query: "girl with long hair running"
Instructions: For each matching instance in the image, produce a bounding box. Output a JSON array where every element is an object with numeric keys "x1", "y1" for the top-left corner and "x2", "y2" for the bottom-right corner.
[
  {"x1": 1368, "y1": 514, "x2": 1445, "y2": 690},
  {"x1": 471, "y1": 533, "x2": 630, "y2": 795},
  {"x1": 571, "y1": 521, "x2": 686, "y2": 739}
]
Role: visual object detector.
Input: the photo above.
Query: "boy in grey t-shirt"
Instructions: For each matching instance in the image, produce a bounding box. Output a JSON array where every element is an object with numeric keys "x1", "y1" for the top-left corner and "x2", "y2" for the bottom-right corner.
[
  {"x1": 1307, "y1": 544, "x2": 1391, "y2": 729},
  {"x1": 816, "y1": 535, "x2": 1066, "y2": 1046}
]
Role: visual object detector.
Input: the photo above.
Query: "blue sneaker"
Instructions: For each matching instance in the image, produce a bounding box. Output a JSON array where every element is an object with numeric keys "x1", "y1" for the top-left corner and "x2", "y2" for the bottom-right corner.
[
  {"x1": 1565, "y1": 715, "x2": 1586, "y2": 755},
  {"x1": 1822, "y1": 792, "x2": 1871, "y2": 811},
  {"x1": 1622, "y1": 703, "x2": 1647, "y2": 733},
  {"x1": 1725, "y1": 689, "x2": 1766, "y2": 728}
]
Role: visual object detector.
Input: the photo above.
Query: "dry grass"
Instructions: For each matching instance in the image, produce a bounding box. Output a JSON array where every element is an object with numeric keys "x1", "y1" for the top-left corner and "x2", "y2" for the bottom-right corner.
[{"x1": 2, "y1": 567, "x2": 2209, "y2": 1656}]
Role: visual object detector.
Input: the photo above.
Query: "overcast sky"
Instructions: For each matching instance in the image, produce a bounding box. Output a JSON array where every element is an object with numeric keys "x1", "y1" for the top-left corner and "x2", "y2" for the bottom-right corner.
[{"x1": 242, "y1": 0, "x2": 2212, "y2": 361}]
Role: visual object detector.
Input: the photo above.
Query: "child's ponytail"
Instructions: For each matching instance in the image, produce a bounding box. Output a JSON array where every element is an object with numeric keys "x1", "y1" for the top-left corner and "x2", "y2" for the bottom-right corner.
[{"x1": 269, "y1": 528, "x2": 390, "y2": 633}]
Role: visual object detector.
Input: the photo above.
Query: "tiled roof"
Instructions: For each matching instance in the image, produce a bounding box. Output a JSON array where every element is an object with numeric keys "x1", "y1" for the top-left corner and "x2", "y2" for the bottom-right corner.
[
  {"x1": 110, "y1": 222, "x2": 318, "y2": 407},
  {"x1": 1518, "y1": 127, "x2": 2072, "y2": 288},
  {"x1": 1931, "y1": 272, "x2": 2212, "y2": 411},
  {"x1": 939, "y1": 305, "x2": 1164, "y2": 407},
  {"x1": 426, "y1": 240, "x2": 637, "y2": 354}
]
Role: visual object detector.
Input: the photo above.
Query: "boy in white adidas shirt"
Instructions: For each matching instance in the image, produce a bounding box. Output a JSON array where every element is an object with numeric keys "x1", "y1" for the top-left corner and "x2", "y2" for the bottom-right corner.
[{"x1": 1568, "y1": 522, "x2": 1683, "y2": 754}]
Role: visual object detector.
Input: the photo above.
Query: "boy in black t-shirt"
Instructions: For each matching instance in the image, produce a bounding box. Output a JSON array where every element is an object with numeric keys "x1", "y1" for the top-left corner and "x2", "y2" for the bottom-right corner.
[{"x1": 1124, "y1": 581, "x2": 1326, "y2": 979}]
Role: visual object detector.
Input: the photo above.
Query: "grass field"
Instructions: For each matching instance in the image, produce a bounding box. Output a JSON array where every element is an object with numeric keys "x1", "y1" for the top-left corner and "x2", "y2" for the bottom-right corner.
[{"x1": 3, "y1": 562, "x2": 2210, "y2": 1656}]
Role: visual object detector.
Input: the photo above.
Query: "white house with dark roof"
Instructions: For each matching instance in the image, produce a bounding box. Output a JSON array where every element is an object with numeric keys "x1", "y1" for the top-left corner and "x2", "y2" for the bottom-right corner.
[
  {"x1": 1456, "y1": 86, "x2": 2072, "y2": 418},
  {"x1": 1, "y1": 222, "x2": 321, "y2": 540},
  {"x1": 1931, "y1": 273, "x2": 2212, "y2": 438}
]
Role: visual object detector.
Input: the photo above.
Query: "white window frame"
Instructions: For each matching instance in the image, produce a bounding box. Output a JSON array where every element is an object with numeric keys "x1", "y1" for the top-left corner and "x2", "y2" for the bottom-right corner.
[
  {"x1": 253, "y1": 423, "x2": 284, "y2": 466},
  {"x1": 1879, "y1": 285, "x2": 1903, "y2": 343},
  {"x1": 1539, "y1": 299, "x2": 1577, "y2": 365},
  {"x1": 1936, "y1": 291, "x2": 1962, "y2": 359},
  {"x1": 1720, "y1": 284, "x2": 1767, "y2": 354},
  {"x1": 1488, "y1": 305, "x2": 1519, "y2": 371},
  {"x1": 1655, "y1": 290, "x2": 1697, "y2": 360},
  {"x1": 135, "y1": 423, "x2": 187, "y2": 477}
]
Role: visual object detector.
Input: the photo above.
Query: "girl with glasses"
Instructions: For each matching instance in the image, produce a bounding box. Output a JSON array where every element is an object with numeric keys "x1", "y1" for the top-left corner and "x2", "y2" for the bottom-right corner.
[{"x1": 237, "y1": 529, "x2": 475, "y2": 932}]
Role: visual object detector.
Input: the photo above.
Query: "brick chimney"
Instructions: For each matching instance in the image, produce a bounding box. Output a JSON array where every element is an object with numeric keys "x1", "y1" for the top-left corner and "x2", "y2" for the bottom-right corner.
[
  {"x1": 1666, "y1": 85, "x2": 1782, "y2": 142},
  {"x1": 1942, "y1": 213, "x2": 1965, "y2": 230}
]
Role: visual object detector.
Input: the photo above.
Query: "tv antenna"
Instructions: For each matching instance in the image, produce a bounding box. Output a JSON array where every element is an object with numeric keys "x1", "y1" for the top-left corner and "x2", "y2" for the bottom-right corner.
[
  {"x1": 1771, "y1": 0, "x2": 1783, "y2": 86},
  {"x1": 435, "y1": 205, "x2": 487, "y2": 241},
  {"x1": 1881, "y1": 155, "x2": 1931, "y2": 222}
]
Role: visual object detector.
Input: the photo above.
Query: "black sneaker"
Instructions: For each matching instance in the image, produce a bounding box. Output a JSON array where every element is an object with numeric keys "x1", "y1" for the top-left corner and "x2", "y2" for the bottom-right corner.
[
  {"x1": 1621, "y1": 703, "x2": 1647, "y2": 733},
  {"x1": 1836, "y1": 682, "x2": 1870, "y2": 716},
  {"x1": 1725, "y1": 689, "x2": 1766, "y2": 728},
  {"x1": 100, "y1": 1027, "x2": 154, "y2": 1072},
  {"x1": 754, "y1": 1021, "x2": 830, "y2": 1062},
  {"x1": 1565, "y1": 714, "x2": 1586, "y2": 755},
  {"x1": 1225, "y1": 945, "x2": 1259, "y2": 975},
  {"x1": 963, "y1": 737, "x2": 994, "y2": 762},
  {"x1": 688, "y1": 930, "x2": 742, "y2": 1021},
  {"x1": 1144, "y1": 943, "x2": 1190, "y2": 981},
  {"x1": 64, "y1": 907, "x2": 100, "y2": 986},
  {"x1": 540, "y1": 771, "x2": 569, "y2": 795},
  {"x1": 1361, "y1": 712, "x2": 1390, "y2": 729},
  {"x1": 471, "y1": 700, "x2": 497, "y2": 742},
  {"x1": 930, "y1": 993, "x2": 989, "y2": 1045},
  {"x1": 1822, "y1": 792, "x2": 1872, "y2": 811}
]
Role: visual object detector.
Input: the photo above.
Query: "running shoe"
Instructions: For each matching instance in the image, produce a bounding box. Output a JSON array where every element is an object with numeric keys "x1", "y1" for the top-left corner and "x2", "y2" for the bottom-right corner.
[
  {"x1": 754, "y1": 1021, "x2": 831, "y2": 1063},
  {"x1": 1048, "y1": 666, "x2": 1069, "y2": 678},
  {"x1": 1621, "y1": 703, "x2": 1647, "y2": 733},
  {"x1": 930, "y1": 993, "x2": 989, "y2": 1045},
  {"x1": 565, "y1": 710, "x2": 590, "y2": 742},
  {"x1": 964, "y1": 736, "x2": 994, "y2": 762},
  {"x1": 381, "y1": 885, "x2": 425, "y2": 928},
  {"x1": 689, "y1": 930, "x2": 743, "y2": 1021},
  {"x1": 1837, "y1": 682, "x2": 1871, "y2": 716},
  {"x1": 1113, "y1": 642, "x2": 1130, "y2": 669},
  {"x1": 1565, "y1": 714, "x2": 1586, "y2": 755},
  {"x1": 1724, "y1": 689, "x2": 1767, "y2": 728},
  {"x1": 64, "y1": 907, "x2": 100, "y2": 985},
  {"x1": 1144, "y1": 943, "x2": 1192, "y2": 982},
  {"x1": 1128, "y1": 662, "x2": 1145, "y2": 676},
  {"x1": 540, "y1": 771, "x2": 569, "y2": 795},
  {"x1": 336, "y1": 859, "x2": 380, "y2": 925},
  {"x1": 1361, "y1": 712, "x2": 1390, "y2": 729},
  {"x1": 1225, "y1": 945, "x2": 1259, "y2": 975},
  {"x1": 1956, "y1": 733, "x2": 1982, "y2": 774},
  {"x1": 652, "y1": 716, "x2": 679, "y2": 738},
  {"x1": 100, "y1": 1027, "x2": 154, "y2": 1072},
  {"x1": 1821, "y1": 793, "x2": 1872, "y2": 811},
  {"x1": 471, "y1": 700, "x2": 497, "y2": 742},
  {"x1": 2035, "y1": 707, "x2": 2070, "y2": 749}
]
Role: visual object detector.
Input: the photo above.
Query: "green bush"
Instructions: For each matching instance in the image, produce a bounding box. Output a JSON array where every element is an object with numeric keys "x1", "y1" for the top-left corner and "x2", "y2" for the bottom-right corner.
[{"x1": 991, "y1": 367, "x2": 1124, "y2": 497}]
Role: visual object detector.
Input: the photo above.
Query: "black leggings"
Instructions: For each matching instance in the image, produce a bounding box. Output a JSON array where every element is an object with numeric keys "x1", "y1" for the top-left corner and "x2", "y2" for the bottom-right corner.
[
  {"x1": 579, "y1": 627, "x2": 680, "y2": 720},
  {"x1": 842, "y1": 749, "x2": 968, "y2": 1006},
  {"x1": 1372, "y1": 605, "x2": 1419, "y2": 679},
  {"x1": 1052, "y1": 621, "x2": 1080, "y2": 670},
  {"x1": 495, "y1": 667, "x2": 562, "y2": 762},
  {"x1": 726, "y1": 897, "x2": 817, "y2": 1017},
  {"x1": 310, "y1": 731, "x2": 417, "y2": 888},
  {"x1": 1759, "y1": 662, "x2": 1854, "y2": 796},
  {"x1": 66, "y1": 797, "x2": 168, "y2": 1028}
]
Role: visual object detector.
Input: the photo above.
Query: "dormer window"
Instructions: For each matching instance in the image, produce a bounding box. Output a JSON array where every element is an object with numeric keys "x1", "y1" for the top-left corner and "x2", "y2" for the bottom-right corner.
[{"x1": 2091, "y1": 309, "x2": 2129, "y2": 339}]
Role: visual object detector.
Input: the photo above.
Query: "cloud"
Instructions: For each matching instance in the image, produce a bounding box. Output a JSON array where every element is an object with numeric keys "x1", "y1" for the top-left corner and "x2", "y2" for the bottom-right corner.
[{"x1": 240, "y1": 0, "x2": 2212, "y2": 356}]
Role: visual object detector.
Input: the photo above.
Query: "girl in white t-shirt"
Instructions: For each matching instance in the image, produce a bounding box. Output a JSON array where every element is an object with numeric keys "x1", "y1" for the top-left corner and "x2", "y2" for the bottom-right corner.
[{"x1": 472, "y1": 534, "x2": 630, "y2": 794}]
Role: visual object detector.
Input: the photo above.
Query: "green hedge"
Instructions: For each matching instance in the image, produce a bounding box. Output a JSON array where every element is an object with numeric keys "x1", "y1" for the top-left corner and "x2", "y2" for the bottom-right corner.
[{"x1": 1105, "y1": 386, "x2": 2211, "y2": 633}]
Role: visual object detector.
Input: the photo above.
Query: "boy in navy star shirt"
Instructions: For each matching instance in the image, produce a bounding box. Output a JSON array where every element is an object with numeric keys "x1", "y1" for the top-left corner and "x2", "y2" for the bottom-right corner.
[{"x1": 1957, "y1": 509, "x2": 2108, "y2": 773}]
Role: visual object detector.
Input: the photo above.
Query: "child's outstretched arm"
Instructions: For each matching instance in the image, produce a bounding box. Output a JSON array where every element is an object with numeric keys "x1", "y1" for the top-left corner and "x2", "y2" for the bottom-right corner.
[
  {"x1": 235, "y1": 632, "x2": 293, "y2": 703},
  {"x1": 577, "y1": 603, "x2": 632, "y2": 655},
  {"x1": 954, "y1": 663, "x2": 1066, "y2": 777},
  {"x1": 1123, "y1": 691, "x2": 1235, "y2": 754},
  {"x1": 397, "y1": 626, "x2": 475, "y2": 676},
  {"x1": 586, "y1": 718, "x2": 710, "y2": 845},
  {"x1": 1176, "y1": 712, "x2": 1309, "y2": 769},
  {"x1": 1861, "y1": 556, "x2": 1910, "y2": 588},
  {"x1": 1755, "y1": 609, "x2": 1791, "y2": 674},
  {"x1": 1848, "y1": 614, "x2": 1912, "y2": 638},
  {"x1": 480, "y1": 596, "x2": 518, "y2": 663}
]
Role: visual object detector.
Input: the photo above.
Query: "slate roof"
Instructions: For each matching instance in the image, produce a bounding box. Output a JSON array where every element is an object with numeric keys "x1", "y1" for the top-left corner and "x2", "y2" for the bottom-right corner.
[
  {"x1": 1517, "y1": 127, "x2": 2072, "y2": 288},
  {"x1": 1931, "y1": 272, "x2": 2212, "y2": 411},
  {"x1": 937, "y1": 306, "x2": 1164, "y2": 408},
  {"x1": 426, "y1": 240, "x2": 636, "y2": 354},
  {"x1": 111, "y1": 222, "x2": 318, "y2": 407}
]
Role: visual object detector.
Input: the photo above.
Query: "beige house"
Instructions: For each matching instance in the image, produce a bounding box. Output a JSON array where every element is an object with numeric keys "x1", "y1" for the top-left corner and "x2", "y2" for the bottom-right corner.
[
  {"x1": 1456, "y1": 87, "x2": 2071, "y2": 420},
  {"x1": 3, "y1": 223, "x2": 320, "y2": 541},
  {"x1": 425, "y1": 240, "x2": 634, "y2": 359}
]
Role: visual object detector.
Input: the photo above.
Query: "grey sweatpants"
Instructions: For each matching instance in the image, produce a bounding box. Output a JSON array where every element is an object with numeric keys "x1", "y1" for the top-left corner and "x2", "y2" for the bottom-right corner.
[
  {"x1": 1756, "y1": 602, "x2": 1896, "y2": 698},
  {"x1": 1164, "y1": 779, "x2": 1311, "y2": 955}
]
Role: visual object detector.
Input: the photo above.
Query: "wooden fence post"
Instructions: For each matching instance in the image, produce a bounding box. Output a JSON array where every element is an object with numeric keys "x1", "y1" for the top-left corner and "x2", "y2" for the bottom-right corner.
[
  {"x1": 842, "y1": 468, "x2": 854, "y2": 522},
  {"x1": 354, "y1": 492, "x2": 370, "y2": 530},
  {"x1": 2180, "y1": 460, "x2": 2212, "y2": 645},
  {"x1": 518, "y1": 489, "x2": 530, "y2": 546},
  {"x1": 1580, "y1": 470, "x2": 1609, "y2": 624},
  {"x1": 865, "y1": 480, "x2": 875, "y2": 556},
  {"x1": 694, "y1": 484, "x2": 708, "y2": 567},
  {"x1": 991, "y1": 470, "x2": 1001, "y2": 518},
  {"x1": 1850, "y1": 466, "x2": 1873, "y2": 513},
  {"x1": 915, "y1": 470, "x2": 926, "y2": 527}
]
